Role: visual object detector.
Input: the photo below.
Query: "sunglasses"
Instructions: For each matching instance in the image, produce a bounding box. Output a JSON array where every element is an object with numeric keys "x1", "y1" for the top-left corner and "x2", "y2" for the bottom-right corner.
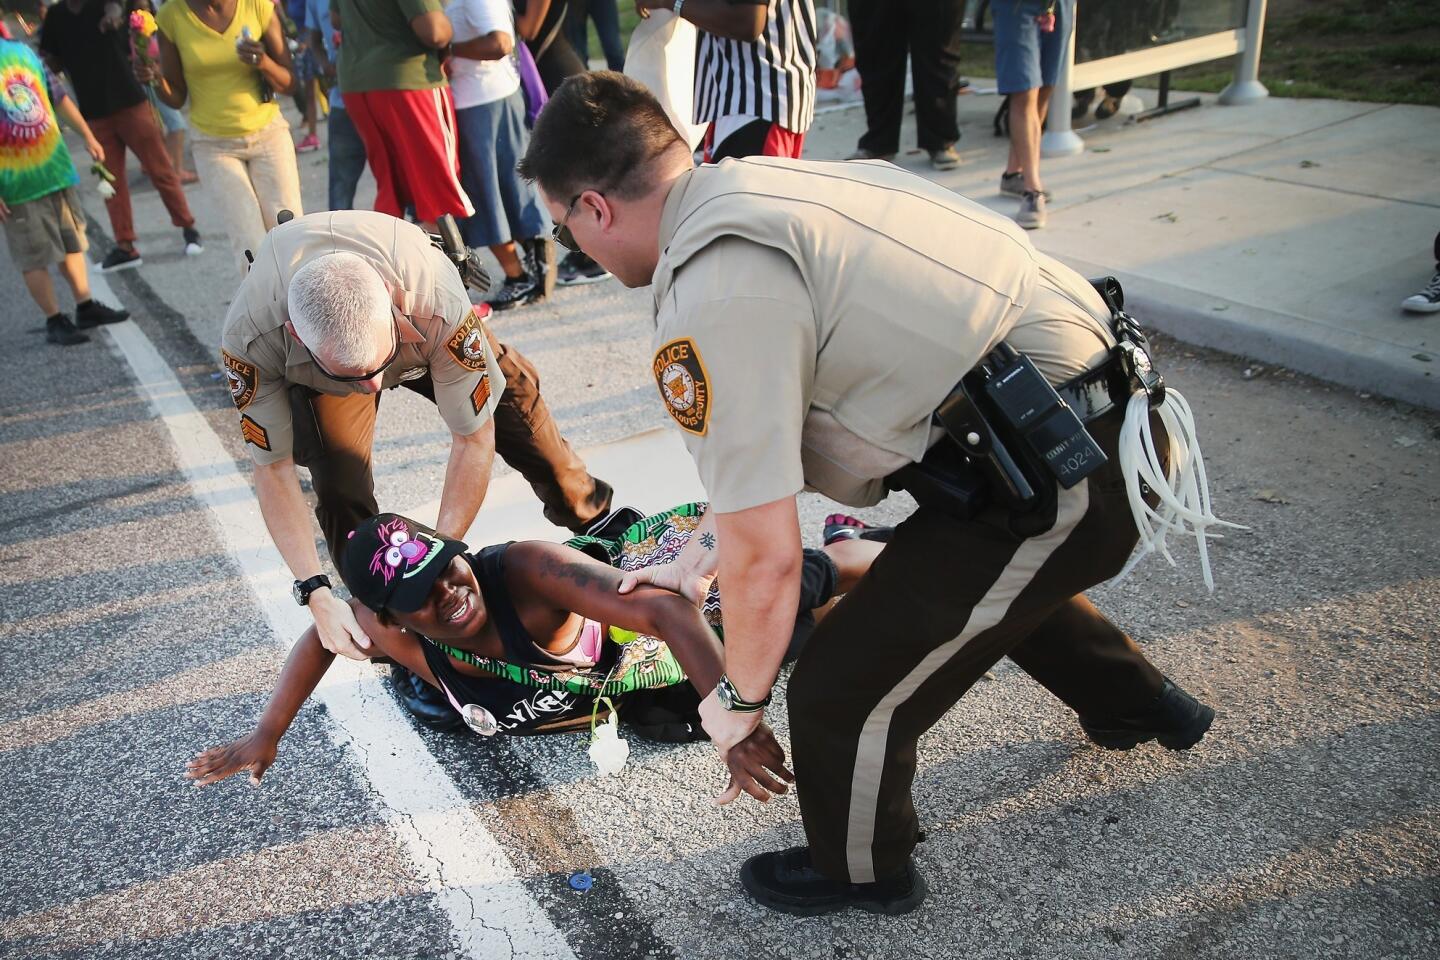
[
  {"x1": 305, "y1": 315, "x2": 401, "y2": 383},
  {"x1": 551, "y1": 194, "x2": 584, "y2": 254}
]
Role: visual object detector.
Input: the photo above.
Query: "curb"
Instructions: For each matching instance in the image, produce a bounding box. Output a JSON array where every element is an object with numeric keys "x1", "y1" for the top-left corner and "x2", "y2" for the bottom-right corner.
[{"x1": 1057, "y1": 255, "x2": 1440, "y2": 411}]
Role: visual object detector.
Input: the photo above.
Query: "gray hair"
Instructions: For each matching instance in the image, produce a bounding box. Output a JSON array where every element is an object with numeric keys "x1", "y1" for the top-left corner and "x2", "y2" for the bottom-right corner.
[{"x1": 287, "y1": 252, "x2": 392, "y2": 368}]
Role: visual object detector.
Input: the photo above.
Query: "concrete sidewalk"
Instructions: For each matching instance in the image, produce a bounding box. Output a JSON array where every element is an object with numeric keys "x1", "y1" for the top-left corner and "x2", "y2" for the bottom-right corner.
[
  {"x1": 74, "y1": 82, "x2": 1440, "y2": 409},
  {"x1": 805, "y1": 87, "x2": 1440, "y2": 409}
]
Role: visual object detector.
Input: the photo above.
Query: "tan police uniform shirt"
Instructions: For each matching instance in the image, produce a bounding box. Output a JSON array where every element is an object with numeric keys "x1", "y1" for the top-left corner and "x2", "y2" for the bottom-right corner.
[
  {"x1": 650, "y1": 157, "x2": 1116, "y2": 512},
  {"x1": 219, "y1": 211, "x2": 504, "y2": 466}
]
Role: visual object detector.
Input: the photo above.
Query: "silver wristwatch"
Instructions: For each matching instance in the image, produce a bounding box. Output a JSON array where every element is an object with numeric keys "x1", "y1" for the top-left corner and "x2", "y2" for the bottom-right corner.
[
  {"x1": 716, "y1": 674, "x2": 771, "y2": 713},
  {"x1": 672, "y1": 0, "x2": 685, "y2": 17}
]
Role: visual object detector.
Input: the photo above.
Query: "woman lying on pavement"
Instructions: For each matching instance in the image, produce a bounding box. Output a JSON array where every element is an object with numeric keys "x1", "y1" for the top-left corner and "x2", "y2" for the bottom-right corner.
[{"x1": 185, "y1": 503, "x2": 888, "y2": 799}]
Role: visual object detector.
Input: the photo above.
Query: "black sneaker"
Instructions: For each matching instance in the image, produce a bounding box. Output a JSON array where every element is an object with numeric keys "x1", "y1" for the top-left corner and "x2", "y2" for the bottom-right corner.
[
  {"x1": 557, "y1": 250, "x2": 612, "y2": 286},
  {"x1": 1079, "y1": 678, "x2": 1215, "y2": 751},
  {"x1": 75, "y1": 299, "x2": 131, "y2": 329},
  {"x1": 488, "y1": 273, "x2": 541, "y2": 311},
  {"x1": 583, "y1": 505, "x2": 645, "y2": 541},
  {"x1": 100, "y1": 246, "x2": 142, "y2": 272},
  {"x1": 45, "y1": 313, "x2": 89, "y2": 346},
  {"x1": 740, "y1": 846, "x2": 927, "y2": 917},
  {"x1": 521, "y1": 236, "x2": 556, "y2": 300},
  {"x1": 392, "y1": 665, "x2": 465, "y2": 732},
  {"x1": 183, "y1": 227, "x2": 204, "y2": 256}
]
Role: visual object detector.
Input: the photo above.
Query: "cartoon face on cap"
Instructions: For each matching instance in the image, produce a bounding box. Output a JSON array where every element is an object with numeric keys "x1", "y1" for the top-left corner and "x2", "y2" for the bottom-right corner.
[{"x1": 369, "y1": 517, "x2": 441, "y2": 585}]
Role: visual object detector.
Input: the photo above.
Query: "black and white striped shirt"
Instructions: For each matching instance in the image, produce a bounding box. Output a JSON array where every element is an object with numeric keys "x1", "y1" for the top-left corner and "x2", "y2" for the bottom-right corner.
[{"x1": 694, "y1": 0, "x2": 818, "y2": 134}]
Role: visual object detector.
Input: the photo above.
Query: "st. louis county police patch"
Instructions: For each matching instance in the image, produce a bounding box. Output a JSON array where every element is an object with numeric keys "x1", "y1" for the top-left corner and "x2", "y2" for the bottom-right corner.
[
  {"x1": 446, "y1": 313, "x2": 488, "y2": 373},
  {"x1": 221, "y1": 350, "x2": 258, "y2": 411},
  {"x1": 653, "y1": 337, "x2": 710, "y2": 435}
]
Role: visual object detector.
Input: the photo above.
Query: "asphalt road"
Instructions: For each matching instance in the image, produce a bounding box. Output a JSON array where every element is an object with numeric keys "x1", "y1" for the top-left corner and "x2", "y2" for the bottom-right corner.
[{"x1": 1, "y1": 110, "x2": 1438, "y2": 960}]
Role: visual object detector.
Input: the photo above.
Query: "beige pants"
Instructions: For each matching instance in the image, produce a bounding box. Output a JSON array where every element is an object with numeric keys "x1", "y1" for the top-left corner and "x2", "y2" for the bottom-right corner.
[{"x1": 191, "y1": 115, "x2": 303, "y2": 274}]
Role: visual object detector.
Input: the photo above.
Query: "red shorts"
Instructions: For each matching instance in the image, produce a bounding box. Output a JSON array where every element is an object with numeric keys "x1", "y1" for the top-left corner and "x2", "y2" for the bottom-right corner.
[
  {"x1": 344, "y1": 86, "x2": 474, "y2": 223},
  {"x1": 703, "y1": 119, "x2": 806, "y2": 163}
]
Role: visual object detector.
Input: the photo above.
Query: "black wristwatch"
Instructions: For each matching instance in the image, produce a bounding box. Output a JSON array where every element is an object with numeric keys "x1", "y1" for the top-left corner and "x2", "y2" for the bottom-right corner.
[
  {"x1": 292, "y1": 574, "x2": 332, "y2": 606},
  {"x1": 716, "y1": 674, "x2": 771, "y2": 713}
]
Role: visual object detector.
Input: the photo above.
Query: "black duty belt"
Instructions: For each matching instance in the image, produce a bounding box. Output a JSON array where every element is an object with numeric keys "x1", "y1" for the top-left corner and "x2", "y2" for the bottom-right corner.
[{"x1": 1057, "y1": 361, "x2": 1120, "y2": 423}]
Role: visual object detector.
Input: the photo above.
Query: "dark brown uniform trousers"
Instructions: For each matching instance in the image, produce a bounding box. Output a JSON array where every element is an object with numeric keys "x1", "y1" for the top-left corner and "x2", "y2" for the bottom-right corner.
[
  {"x1": 290, "y1": 328, "x2": 612, "y2": 568},
  {"x1": 789, "y1": 412, "x2": 1170, "y2": 885}
]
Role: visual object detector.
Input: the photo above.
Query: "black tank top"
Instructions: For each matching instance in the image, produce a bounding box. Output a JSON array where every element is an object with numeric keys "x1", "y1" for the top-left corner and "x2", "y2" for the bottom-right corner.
[{"x1": 417, "y1": 544, "x2": 594, "y2": 735}]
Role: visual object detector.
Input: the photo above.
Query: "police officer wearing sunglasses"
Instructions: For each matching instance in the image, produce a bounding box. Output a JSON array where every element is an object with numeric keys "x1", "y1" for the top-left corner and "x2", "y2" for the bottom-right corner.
[
  {"x1": 219, "y1": 210, "x2": 614, "y2": 726},
  {"x1": 520, "y1": 72, "x2": 1220, "y2": 917}
]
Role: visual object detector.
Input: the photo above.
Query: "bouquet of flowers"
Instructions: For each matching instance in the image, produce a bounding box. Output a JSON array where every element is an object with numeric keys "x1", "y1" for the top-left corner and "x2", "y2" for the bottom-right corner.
[
  {"x1": 91, "y1": 162, "x2": 117, "y2": 200},
  {"x1": 129, "y1": 10, "x2": 160, "y2": 83}
]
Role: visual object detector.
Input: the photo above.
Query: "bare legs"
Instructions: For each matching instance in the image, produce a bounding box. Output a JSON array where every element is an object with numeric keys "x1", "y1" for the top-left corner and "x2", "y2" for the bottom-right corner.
[
  {"x1": 490, "y1": 241, "x2": 525, "y2": 280},
  {"x1": 24, "y1": 251, "x2": 93, "y2": 315},
  {"x1": 1005, "y1": 85, "x2": 1054, "y2": 193}
]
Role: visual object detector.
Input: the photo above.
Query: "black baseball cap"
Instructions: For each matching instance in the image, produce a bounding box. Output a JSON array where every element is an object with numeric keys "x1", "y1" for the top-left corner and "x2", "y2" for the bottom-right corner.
[{"x1": 341, "y1": 513, "x2": 468, "y2": 614}]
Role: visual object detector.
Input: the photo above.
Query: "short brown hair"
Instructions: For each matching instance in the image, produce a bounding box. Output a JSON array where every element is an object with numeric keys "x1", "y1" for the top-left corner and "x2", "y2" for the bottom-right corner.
[{"x1": 519, "y1": 71, "x2": 685, "y2": 202}]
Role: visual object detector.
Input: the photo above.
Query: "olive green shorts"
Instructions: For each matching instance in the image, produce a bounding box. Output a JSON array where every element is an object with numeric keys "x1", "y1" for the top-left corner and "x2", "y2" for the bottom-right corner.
[{"x1": 3, "y1": 187, "x2": 88, "y2": 272}]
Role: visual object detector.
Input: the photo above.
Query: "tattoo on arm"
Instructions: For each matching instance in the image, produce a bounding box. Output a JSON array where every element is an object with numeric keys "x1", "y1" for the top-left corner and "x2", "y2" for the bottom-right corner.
[
  {"x1": 538, "y1": 553, "x2": 610, "y2": 590},
  {"x1": 700, "y1": 532, "x2": 717, "y2": 551}
]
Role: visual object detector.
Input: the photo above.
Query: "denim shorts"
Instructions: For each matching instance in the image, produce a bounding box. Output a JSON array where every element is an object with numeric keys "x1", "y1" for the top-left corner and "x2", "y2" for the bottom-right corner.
[{"x1": 992, "y1": 0, "x2": 1069, "y2": 94}]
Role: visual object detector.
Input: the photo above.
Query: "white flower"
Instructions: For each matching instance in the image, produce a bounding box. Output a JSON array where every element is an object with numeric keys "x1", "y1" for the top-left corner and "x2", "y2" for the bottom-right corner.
[
  {"x1": 587, "y1": 715, "x2": 629, "y2": 777},
  {"x1": 97, "y1": 180, "x2": 116, "y2": 200}
]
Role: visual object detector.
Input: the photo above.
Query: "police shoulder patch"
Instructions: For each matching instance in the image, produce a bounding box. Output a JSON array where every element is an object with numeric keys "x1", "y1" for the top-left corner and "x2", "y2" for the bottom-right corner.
[
  {"x1": 222, "y1": 349, "x2": 258, "y2": 411},
  {"x1": 653, "y1": 337, "x2": 710, "y2": 436},
  {"x1": 446, "y1": 311, "x2": 489, "y2": 373},
  {"x1": 240, "y1": 414, "x2": 271, "y2": 451}
]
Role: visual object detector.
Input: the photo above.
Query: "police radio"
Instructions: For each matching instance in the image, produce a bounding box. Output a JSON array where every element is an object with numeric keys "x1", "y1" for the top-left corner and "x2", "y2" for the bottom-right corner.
[{"x1": 977, "y1": 343, "x2": 1107, "y2": 491}]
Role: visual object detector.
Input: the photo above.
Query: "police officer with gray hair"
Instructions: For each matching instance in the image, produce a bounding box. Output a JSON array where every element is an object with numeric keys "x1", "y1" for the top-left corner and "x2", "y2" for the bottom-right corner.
[
  {"x1": 220, "y1": 210, "x2": 614, "y2": 727},
  {"x1": 520, "y1": 72, "x2": 1231, "y2": 915}
]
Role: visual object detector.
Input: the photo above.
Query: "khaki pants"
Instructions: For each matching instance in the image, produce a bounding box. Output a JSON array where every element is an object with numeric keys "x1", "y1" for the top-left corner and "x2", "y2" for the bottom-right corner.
[
  {"x1": 190, "y1": 115, "x2": 303, "y2": 274},
  {"x1": 291, "y1": 327, "x2": 612, "y2": 568},
  {"x1": 788, "y1": 412, "x2": 1173, "y2": 884}
]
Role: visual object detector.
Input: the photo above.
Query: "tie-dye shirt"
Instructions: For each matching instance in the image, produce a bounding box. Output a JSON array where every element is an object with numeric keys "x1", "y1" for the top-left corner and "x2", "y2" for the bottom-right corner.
[{"x1": 0, "y1": 39, "x2": 78, "y2": 206}]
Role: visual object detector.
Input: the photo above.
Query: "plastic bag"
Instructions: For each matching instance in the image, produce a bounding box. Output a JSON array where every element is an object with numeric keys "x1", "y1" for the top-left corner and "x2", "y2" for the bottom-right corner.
[{"x1": 623, "y1": 10, "x2": 707, "y2": 152}]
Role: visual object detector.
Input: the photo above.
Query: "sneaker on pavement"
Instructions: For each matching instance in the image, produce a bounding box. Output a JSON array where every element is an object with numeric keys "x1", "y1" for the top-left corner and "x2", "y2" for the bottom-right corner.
[
  {"x1": 557, "y1": 250, "x2": 612, "y2": 286},
  {"x1": 845, "y1": 147, "x2": 896, "y2": 162},
  {"x1": 929, "y1": 144, "x2": 961, "y2": 171},
  {"x1": 295, "y1": 133, "x2": 321, "y2": 153},
  {"x1": 1401, "y1": 271, "x2": 1440, "y2": 313},
  {"x1": 1000, "y1": 171, "x2": 1026, "y2": 197},
  {"x1": 75, "y1": 299, "x2": 131, "y2": 329},
  {"x1": 741, "y1": 846, "x2": 927, "y2": 917},
  {"x1": 45, "y1": 313, "x2": 90, "y2": 346},
  {"x1": 488, "y1": 273, "x2": 541, "y2": 311},
  {"x1": 1079, "y1": 678, "x2": 1215, "y2": 751},
  {"x1": 183, "y1": 226, "x2": 204, "y2": 256},
  {"x1": 522, "y1": 236, "x2": 556, "y2": 300},
  {"x1": 1016, "y1": 190, "x2": 1048, "y2": 229},
  {"x1": 100, "y1": 246, "x2": 142, "y2": 272}
]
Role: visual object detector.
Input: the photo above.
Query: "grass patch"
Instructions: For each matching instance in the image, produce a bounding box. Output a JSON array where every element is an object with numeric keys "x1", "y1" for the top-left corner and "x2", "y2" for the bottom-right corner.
[{"x1": 1167, "y1": 0, "x2": 1440, "y2": 106}]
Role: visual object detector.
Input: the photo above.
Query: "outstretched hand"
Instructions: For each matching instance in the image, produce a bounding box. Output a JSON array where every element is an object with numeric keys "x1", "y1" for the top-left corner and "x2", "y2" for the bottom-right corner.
[{"x1": 185, "y1": 732, "x2": 278, "y2": 788}]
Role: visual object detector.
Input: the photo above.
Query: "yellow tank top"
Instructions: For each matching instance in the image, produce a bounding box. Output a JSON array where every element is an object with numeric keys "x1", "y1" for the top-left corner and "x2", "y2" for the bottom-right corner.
[{"x1": 156, "y1": 0, "x2": 281, "y2": 138}]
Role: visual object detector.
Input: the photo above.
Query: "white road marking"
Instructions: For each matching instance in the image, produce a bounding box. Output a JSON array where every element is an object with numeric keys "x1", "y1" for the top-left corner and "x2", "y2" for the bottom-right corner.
[{"x1": 90, "y1": 269, "x2": 579, "y2": 960}]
